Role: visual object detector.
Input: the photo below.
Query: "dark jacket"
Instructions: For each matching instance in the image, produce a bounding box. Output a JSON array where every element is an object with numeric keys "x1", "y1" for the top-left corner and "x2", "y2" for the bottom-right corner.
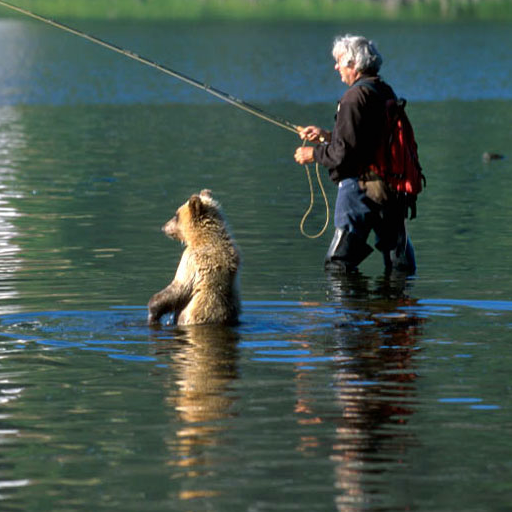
[{"x1": 313, "y1": 75, "x2": 396, "y2": 183}]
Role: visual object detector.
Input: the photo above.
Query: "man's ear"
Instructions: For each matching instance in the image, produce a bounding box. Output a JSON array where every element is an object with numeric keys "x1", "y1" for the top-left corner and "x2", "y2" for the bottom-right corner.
[{"x1": 188, "y1": 195, "x2": 203, "y2": 219}]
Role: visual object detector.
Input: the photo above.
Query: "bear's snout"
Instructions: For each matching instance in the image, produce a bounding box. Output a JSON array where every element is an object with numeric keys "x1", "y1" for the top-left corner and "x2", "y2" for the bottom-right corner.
[{"x1": 162, "y1": 217, "x2": 180, "y2": 240}]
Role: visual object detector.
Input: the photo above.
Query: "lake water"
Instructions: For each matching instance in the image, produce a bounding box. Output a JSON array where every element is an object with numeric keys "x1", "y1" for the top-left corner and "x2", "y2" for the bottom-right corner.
[{"x1": 1, "y1": 17, "x2": 512, "y2": 511}]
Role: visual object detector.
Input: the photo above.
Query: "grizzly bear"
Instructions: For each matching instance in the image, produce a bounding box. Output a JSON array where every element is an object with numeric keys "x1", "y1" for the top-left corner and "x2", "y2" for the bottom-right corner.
[{"x1": 147, "y1": 190, "x2": 241, "y2": 326}]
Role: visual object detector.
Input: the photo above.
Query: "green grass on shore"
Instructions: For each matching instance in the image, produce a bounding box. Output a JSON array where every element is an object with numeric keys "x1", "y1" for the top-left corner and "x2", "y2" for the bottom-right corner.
[{"x1": 0, "y1": 0, "x2": 511, "y2": 21}]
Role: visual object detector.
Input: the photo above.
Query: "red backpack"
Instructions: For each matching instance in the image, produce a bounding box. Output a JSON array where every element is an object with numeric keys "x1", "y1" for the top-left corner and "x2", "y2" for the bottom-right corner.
[{"x1": 361, "y1": 83, "x2": 425, "y2": 218}]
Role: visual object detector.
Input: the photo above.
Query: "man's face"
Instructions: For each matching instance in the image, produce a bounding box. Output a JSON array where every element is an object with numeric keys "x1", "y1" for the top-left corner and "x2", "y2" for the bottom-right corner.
[{"x1": 334, "y1": 53, "x2": 358, "y2": 86}]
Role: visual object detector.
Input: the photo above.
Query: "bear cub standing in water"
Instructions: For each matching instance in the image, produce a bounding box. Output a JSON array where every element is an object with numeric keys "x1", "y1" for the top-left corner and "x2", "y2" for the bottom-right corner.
[{"x1": 148, "y1": 190, "x2": 241, "y2": 326}]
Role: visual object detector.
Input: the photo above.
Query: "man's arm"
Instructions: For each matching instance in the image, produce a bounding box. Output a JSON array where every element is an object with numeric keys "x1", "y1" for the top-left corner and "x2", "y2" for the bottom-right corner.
[
  {"x1": 313, "y1": 87, "x2": 366, "y2": 173},
  {"x1": 294, "y1": 125, "x2": 331, "y2": 165}
]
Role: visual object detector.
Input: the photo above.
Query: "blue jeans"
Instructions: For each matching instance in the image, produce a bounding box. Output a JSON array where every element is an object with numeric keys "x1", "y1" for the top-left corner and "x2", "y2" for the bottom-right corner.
[{"x1": 327, "y1": 177, "x2": 416, "y2": 273}]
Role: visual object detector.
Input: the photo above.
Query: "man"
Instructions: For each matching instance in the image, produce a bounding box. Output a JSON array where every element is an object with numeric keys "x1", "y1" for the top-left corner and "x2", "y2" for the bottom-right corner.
[{"x1": 294, "y1": 34, "x2": 416, "y2": 275}]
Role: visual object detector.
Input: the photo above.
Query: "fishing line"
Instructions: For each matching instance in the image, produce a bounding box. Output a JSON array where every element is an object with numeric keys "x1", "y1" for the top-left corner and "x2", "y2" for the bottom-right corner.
[
  {"x1": 0, "y1": 0, "x2": 330, "y2": 237},
  {"x1": 0, "y1": 0, "x2": 299, "y2": 134}
]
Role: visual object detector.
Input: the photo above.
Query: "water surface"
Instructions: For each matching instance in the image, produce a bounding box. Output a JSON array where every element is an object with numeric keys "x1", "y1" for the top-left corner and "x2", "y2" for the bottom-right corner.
[{"x1": 0, "y1": 18, "x2": 512, "y2": 512}]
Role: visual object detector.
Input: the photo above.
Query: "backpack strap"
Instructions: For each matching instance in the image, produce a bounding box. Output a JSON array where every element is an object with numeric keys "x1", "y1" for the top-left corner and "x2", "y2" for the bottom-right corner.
[{"x1": 352, "y1": 78, "x2": 398, "y2": 102}]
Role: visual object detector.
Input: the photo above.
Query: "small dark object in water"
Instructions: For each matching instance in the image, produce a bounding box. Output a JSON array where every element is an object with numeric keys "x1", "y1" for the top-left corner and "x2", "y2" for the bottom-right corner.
[{"x1": 482, "y1": 152, "x2": 505, "y2": 162}]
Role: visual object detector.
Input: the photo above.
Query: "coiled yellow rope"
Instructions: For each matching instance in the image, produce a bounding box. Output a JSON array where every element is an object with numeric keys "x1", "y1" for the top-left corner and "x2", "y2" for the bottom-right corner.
[{"x1": 299, "y1": 140, "x2": 330, "y2": 239}]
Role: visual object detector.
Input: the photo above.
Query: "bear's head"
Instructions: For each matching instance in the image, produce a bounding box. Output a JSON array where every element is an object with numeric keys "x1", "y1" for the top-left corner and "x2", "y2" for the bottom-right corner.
[{"x1": 163, "y1": 189, "x2": 227, "y2": 246}]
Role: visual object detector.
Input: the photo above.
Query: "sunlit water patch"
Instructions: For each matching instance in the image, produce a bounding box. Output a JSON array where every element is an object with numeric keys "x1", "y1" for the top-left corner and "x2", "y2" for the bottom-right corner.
[
  {"x1": 420, "y1": 297, "x2": 512, "y2": 312},
  {"x1": 0, "y1": 20, "x2": 511, "y2": 105}
]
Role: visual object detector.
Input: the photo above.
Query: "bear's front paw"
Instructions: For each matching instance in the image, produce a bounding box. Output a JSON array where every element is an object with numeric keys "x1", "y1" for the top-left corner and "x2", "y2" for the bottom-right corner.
[{"x1": 147, "y1": 312, "x2": 160, "y2": 326}]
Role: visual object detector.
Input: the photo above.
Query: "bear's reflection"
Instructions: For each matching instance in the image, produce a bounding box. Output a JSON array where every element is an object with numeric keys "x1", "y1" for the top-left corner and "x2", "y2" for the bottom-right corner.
[{"x1": 156, "y1": 324, "x2": 239, "y2": 479}]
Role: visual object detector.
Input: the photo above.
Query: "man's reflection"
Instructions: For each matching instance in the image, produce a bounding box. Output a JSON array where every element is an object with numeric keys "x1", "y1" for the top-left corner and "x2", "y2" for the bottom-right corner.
[{"x1": 297, "y1": 271, "x2": 424, "y2": 511}]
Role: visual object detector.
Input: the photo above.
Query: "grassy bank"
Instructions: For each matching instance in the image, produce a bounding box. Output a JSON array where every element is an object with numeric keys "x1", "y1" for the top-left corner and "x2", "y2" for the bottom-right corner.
[{"x1": 0, "y1": 0, "x2": 511, "y2": 21}]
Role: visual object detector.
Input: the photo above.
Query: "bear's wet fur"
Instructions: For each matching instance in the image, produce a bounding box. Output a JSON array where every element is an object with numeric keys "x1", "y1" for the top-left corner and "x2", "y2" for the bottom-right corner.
[{"x1": 148, "y1": 190, "x2": 241, "y2": 326}]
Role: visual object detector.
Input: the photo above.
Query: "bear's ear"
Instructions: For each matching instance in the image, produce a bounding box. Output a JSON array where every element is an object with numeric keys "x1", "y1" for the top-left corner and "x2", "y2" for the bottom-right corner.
[
  {"x1": 200, "y1": 189, "x2": 212, "y2": 199},
  {"x1": 188, "y1": 195, "x2": 203, "y2": 220}
]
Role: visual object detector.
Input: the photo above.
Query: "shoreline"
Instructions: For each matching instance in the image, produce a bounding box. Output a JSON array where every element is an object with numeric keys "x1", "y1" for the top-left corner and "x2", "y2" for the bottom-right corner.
[{"x1": 0, "y1": 0, "x2": 510, "y2": 22}]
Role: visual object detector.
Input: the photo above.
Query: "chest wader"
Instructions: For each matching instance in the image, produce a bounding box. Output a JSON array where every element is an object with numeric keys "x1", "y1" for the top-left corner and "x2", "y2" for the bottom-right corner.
[
  {"x1": 381, "y1": 226, "x2": 416, "y2": 275},
  {"x1": 376, "y1": 192, "x2": 416, "y2": 275},
  {"x1": 324, "y1": 178, "x2": 374, "y2": 273},
  {"x1": 324, "y1": 177, "x2": 416, "y2": 275},
  {"x1": 325, "y1": 228, "x2": 374, "y2": 272}
]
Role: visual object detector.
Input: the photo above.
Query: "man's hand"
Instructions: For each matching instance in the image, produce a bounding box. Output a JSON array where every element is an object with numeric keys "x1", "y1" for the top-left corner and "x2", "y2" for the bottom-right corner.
[
  {"x1": 298, "y1": 125, "x2": 331, "y2": 144},
  {"x1": 294, "y1": 146, "x2": 315, "y2": 165}
]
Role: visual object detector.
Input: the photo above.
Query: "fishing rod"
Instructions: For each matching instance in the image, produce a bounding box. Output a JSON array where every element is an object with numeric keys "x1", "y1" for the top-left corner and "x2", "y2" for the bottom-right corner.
[
  {"x1": 0, "y1": 0, "x2": 330, "y2": 238},
  {"x1": 0, "y1": 0, "x2": 300, "y2": 134}
]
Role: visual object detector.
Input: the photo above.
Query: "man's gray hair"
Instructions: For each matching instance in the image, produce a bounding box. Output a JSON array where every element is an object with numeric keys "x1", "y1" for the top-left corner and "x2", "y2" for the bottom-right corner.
[{"x1": 332, "y1": 35, "x2": 383, "y2": 74}]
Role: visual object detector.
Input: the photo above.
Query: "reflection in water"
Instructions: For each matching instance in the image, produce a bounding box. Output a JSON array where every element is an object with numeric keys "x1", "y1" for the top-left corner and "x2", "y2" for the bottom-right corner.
[
  {"x1": 0, "y1": 106, "x2": 25, "y2": 314},
  {"x1": 0, "y1": 17, "x2": 508, "y2": 510},
  {"x1": 154, "y1": 325, "x2": 239, "y2": 502},
  {"x1": 0, "y1": 373, "x2": 30, "y2": 501},
  {"x1": 297, "y1": 272, "x2": 424, "y2": 511}
]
